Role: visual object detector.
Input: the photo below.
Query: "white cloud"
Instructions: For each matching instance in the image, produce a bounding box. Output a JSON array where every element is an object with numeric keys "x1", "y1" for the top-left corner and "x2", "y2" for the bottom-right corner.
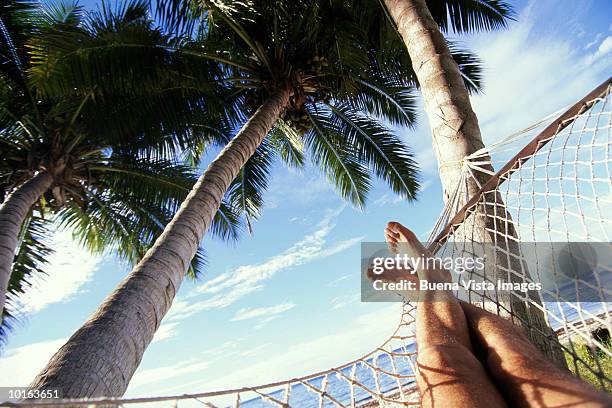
[
  {"x1": 237, "y1": 343, "x2": 271, "y2": 358},
  {"x1": 16, "y1": 228, "x2": 101, "y2": 314},
  {"x1": 231, "y1": 303, "x2": 295, "y2": 322},
  {"x1": 199, "y1": 209, "x2": 342, "y2": 295},
  {"x1": 373, "y1": 193, "x2": 403, "y2": 207},
  {"x1": 589, "y1": 36, "x2": 612, "y2": 62},
  {"x1": 320, "y1": 235, "x2": 364, "y2": 257},
  {"x1": 466, "y1": 5, "x2": 610, "y2": 147},
  {"x1": 253, "y1": 316, "x2": 279, "y2": 330},
  {"x1": 584, "y1": 32, "x2": 603, "y2": 50},
  {"x1": 0, "y1": 337, "x2": 66, "y2": 386},
  {"x1": 413, "y1": 144, "x2": 438, "y2": 175},
  {"x1": 165, "y1": 283, "x2": 265, "y2": 322},
  {"x1": 128, "y1": 340, "x2": 244, "y2": 392},
  {"x1": 129, "y1": 359, "x2": 212, "y2": 389},
  {"x1": 419, "y1": 180, "x2": 433, "y2": 193},
  {"x1": 265, "y1": 172, "x2": 335, "y2": 210}
]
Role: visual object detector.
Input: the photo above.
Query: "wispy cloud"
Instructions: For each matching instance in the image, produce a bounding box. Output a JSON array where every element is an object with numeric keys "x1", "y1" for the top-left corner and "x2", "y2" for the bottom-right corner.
[
  {"x1": 584, "y1": 32, "x2": 603, "y2": 50},
  {"x1": 265, "y1": 172, "x2": 336, "y2": 210},
  {"x1": 144, "y1": 304, "x2": 403, "y2": 397},
  {"x1": 231, "y1": 303, "x2": 295, "y2": 322},
  {"x1": 165, "y1": 208, "x2": 361, "y2": 321},
  {"x1": 326, "y1": 274, "x2": 351, "y2": 287},
  {"x1": 586, "y1": 35, "x2": 612, "y2": 63},
  {"x1": 330, "y1": 293, "x2": 360, "y2": 310},
  {"x1": 129, "y1": 359, "x2": 212, "y2": 389},
  {"x1": 238, "y1": 343, "x2": 271, "y2": 358},
  {"x1": 130, "y1": 341, "x2": 247, "y2": 390},
  {"x1": 373, "y1": 193, "x2": 403, "y2": 207},
  {"x1": 151, "y1": 322, "x2": 180, "y2": 343},
  {"x1": 468, "y1": 2, "x2": 611, "y2": 146},
  {"x1": 200, "y1": 208, "x2": 344, "y2": 295}
]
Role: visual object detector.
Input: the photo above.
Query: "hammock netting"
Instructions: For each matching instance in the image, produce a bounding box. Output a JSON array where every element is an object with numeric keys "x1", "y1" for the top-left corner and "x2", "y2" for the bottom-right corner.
[{"x1": 11, "y1": 79, "x2": 612, "y2": 407}]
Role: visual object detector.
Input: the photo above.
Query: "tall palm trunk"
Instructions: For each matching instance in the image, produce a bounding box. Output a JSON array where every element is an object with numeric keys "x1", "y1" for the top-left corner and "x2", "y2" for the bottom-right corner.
[
  {"x1": 0, "y1": 171, "x2": 53, "y2": 318},
  {"x1": 383, "y1": 0, "x2": 565, "y2": 366},
  {"x1": 30, "y1": 87, "x2": 291, "y2": 396}
]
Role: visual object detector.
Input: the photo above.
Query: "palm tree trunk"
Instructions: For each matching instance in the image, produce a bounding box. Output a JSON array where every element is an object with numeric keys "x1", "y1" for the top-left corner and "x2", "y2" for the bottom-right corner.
[
  {"x1": 0, "y1": 171, "x2": 53, "y2": 318},
  {"x1": 384, "y1": 0, "x2": 487, "y2": 201},
  {"x1": 30, "y1": 87, "x2": 291, "y2": 397},
  {"x1": 383, "y1": 0, "x2": 566, "y2": 366}
]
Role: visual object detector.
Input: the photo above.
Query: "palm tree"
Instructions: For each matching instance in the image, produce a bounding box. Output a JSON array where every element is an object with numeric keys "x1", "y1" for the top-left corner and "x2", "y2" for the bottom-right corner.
[
  {"x1": 378, "y1": 0, "x2": 566, "y2": 365},
  {"x1": 0, "y1": 0, "x2": 241, "y2": 340},
  {"x1": 27, "y1": 0, "x2": 492, "y2": 396}
]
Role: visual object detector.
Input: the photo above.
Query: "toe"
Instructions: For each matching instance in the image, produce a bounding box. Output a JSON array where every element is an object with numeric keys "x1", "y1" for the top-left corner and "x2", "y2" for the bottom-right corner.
[
  {"x1": 387, "y1": 221, "x2": 401, "y2": 232},
  {"x1": 388, "y1": 222, "x2": 416, "y2": 242},
  {"x1": 385, "y1": 229, "x2": 399, "y2": 243}
]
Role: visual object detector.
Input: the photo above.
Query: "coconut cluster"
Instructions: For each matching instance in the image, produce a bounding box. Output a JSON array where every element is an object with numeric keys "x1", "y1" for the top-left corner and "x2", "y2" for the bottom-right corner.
[
  {"x1": 306, "y1": 55, "x2": 328, "y2": 74},
  {"x1": 279, "y1": 56, "x2": 334, "y2": 135},
  {"x1": 281, "y1": 108, "x2": 311, "y2": 134}
]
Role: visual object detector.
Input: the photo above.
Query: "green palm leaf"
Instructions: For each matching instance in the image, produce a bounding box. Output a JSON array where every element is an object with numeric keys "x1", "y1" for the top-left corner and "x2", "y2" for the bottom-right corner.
[
  {"x1": 268, "y1": 122, "x2": 305, "y2": 169},
  {"x1": 350, "y1": 75, "x2": 418, "y2": 127},
  {"x1": 2, "y1": 216, "x2": 53, "y2": 345},
  {"x1": 306, "y1": 108, "x2": 370, "y2": 208},
  {"x1": 226, "y1": 139, "x2": 275, "y2": 232},
  {"x1": 328, "y1": 103, "x2": 420, "y2": 201},
  {"x1": 427, "y1": 0, "x2": 515, "y2": 33}
]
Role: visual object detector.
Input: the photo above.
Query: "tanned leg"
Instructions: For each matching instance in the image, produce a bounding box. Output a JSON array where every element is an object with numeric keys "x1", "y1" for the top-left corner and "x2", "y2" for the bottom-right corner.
[
  {"x1": 460, "y1": 301, "x2": 612, "y2": 408},
  {"x1": 383, "y1": 222, "x2": 507, "y2": 408}
]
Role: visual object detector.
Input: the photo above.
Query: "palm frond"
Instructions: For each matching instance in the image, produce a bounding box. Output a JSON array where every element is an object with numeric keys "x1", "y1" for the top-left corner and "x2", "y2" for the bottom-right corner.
[
  {"x1": 328, "y1": 103, "x2": 419, "y2": 202},
  {"x1": 37, "y1": 0, "x2": 83, "y2": 27},
  {"x1": 426, "y1": 0, "x2": 515, "y2": 34},
  {"x1": 210, "y1": 199, "x2": 242, "y2": 242},
  {"x1": 306, "y1": 108, "x2": 370, "y2": 208},
  {"x1": 2, "y1": 216, "x2": 53, "y2": 345},
  {"x1": 55, "y1": 157, "x2": 242, "y2": 272},
  {"x1": 153, "y1": 0, "x2": 200, "y2": 35},
  {"x1": 349, "y1": 75, "x2": 418, "y2": 127},
  {"x1": 269, "y1": 121, "x2": 305, "y2": 169},
  {"x1": 448, "y1": 41, "x2": 484, "y2": 94},
  {"x1": 189, "y1": 246, "x2": 207, "y2": 279},
  {"x1": 226, "y1": 139, "x2": 275, "y2": 232}
]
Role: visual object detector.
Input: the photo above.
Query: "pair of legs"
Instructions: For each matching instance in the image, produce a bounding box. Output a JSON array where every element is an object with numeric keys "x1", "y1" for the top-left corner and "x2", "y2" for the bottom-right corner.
[{"x1": 381, "y1": 222, "x2": 611, "y2": 408}]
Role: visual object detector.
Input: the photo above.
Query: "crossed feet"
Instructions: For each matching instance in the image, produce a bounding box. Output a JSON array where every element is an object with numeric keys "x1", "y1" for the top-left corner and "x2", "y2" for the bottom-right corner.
[
  {"x1": 372, "y1": 221, "x2": 451, "y2": 286},
  {"x1": 375, "y1": 222, "x2": 612, "y2": 408}
]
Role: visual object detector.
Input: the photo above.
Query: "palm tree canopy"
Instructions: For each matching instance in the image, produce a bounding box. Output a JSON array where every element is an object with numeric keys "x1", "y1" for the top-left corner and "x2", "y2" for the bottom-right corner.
[
  {"x1": 0, "y1": 0, "x2": 243, "y2": 344},
  {"x1": 146, "y1": 0, "x2": 425, "y2": 218},
  {"x1": 32, "y1": 0, "x2": 499, "y2": 226}
]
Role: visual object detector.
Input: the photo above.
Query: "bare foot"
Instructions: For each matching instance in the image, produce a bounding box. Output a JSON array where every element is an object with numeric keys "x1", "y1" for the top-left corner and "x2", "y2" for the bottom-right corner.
[
  {"x1": 385, "y1": 222, "x2": 451, "y2": 284},
  {"x1": 384, "y1": 221, "x2": 421, "y2": 255},
  {"x1": 364, "y1": 222, "x2": 422, "y2": 301}
]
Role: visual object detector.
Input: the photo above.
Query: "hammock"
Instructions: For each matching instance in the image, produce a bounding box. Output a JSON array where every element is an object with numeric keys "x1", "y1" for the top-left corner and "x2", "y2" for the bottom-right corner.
[{"x1": 9, "y1": 79, "x2": 612, "y2": 408}]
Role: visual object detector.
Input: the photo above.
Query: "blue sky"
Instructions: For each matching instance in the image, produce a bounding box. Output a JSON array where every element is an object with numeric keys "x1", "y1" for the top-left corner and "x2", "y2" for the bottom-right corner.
[{"x1": 1, "y1": 0, "x2": 611, "y2": 398}]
